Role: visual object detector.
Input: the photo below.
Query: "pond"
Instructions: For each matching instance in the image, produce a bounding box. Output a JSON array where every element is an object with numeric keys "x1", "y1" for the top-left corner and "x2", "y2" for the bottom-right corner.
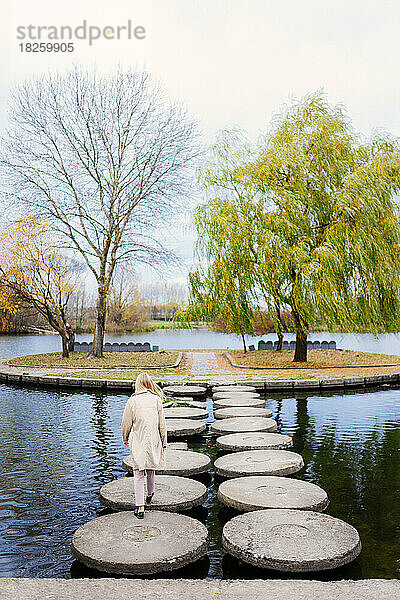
[
  {"x1": 0, "y1": 329, "x2": 400, "y2": 358},
  {"x1": 0, "y1": 383, "x2": 399, "y2": 580},
  {"x1": 2, "y1": 330, "x2": 400, "y2": 359}
]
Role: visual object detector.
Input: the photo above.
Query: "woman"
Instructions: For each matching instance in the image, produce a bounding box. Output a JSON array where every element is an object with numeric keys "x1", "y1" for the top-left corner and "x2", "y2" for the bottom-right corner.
[{"x1": 122, "y1": 372, "x2": 167, "y2": 519}]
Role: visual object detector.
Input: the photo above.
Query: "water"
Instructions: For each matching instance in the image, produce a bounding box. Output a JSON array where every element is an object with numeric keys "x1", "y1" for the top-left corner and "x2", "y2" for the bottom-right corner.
[
  {"x1": 0, "y1": 383, "x2": 399, "y2": 580},
  {"x1": 3, "y1": 330, "x2": 400, "y2": 358}
]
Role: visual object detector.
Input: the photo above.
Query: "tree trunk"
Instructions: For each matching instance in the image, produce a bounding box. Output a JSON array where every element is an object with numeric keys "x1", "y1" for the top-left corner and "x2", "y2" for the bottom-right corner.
[
  {"x1": 273, "y1": 302, "x2": 284, "y2": 352},
  {"x1": 241, "y1": 333, "x2": 247, "y2": 353},
  {"x1": 91, "y1": 281, "x2": 107, "y2": 357},
  {"x1": 67, "y1": 325, "x2": 75, "y2": 353},
  {"x1": 61, "y1": 334, "x2": 69, "y2": 358},
  {"x1": 46, "y1": 311, "x2": 72, "y2": 358},
  {"x1": 294, "y1": 330, "x2": 307, "y2": 362},
  {"x1": 276, "y1": 331, "x2": 283, "y2": 352},
  {"x1": 92, "y1": 311, "x2": 106, "y2": 357},
  {"x1": 292, "y1": 307, "x2": 308, "y2": 362}
]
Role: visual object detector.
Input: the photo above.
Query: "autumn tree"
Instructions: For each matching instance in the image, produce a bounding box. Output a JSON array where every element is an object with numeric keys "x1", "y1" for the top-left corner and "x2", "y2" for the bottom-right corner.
[
  {"x1": 241, "y1": 93, "x2": 400, "y2": 360},
  {"x1": 185, "y1": 263, "x2": 254, "y2": 352},
  {"x1": 192, "y1": 93, "x2": 400, "y2": 362},
  {"x1": 186, "y1": 131, "x2": 279, "y2": 352},
  {"x1": 0, "y1": 216, "x2": 79, "y2": 356},
  {"x1": 1, "y1": 66, "x2": 200, "y2": 356},
  {"x1": 0, "y1": 284, "x2": 20, "y2": 333}
]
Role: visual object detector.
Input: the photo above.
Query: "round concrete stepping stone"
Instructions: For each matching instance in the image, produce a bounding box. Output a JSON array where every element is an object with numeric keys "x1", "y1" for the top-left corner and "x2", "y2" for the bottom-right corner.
[
  {"x1": 214, "y1": 397, "x2": 265, "y2": 408},
  {"x1": 218, "y1": 476, "x2": 329, "y2": 512},
  {"x1": 176, "y1": 399, "x2": 208, "y2": 407},
  {"x1": 168, "y1": 442, "x2": 188, "y2": 450},
  {"x1": 214, "y1": 450, "x2": 304, "y2": 478},
  {"x1": 166, "y1": 399, "x2": 208, "y2": 408},
  {"x1": 164, "y1": 397, "x2": 207, "y2": 408},
  {"x1": 222, "y1": 509, "x2": 361, "y2": 572},
  {"x1": 211, "y1": 417, "x2": 277, "y2": 435},
  {"x1": 216, "y1": 432, "x2": 293, "y2": 452},
  {"x1": 214, "y1": 407, "x2": 273, "y2": 420},
  {"x1": 163, "y1": 396, "x2": 194, "y2": 406},
  {"x1": 166, "y1": 419, "x2": 206, "y2": 437},
  {"x1": 163, "y1": 385, "x2": 206, "y2": 397},
  {"x1": 71, "y1": 510, "x2": 209, "y2": 575},
  {"x1": 213, "y1": 385, "x2": 256, "y2": 393},
  {"x1": 99, "y1": 475, "x2": 207, "y2": 512},
  {"x1": 164, "y1": 406, "x2": 208, "y2": 420},
  {"x1": 213, "y1": 392, "x2": 260, "y2": 401},
  {"x1": 123, "y1": 449, "x2": 210, "y2": 477}
]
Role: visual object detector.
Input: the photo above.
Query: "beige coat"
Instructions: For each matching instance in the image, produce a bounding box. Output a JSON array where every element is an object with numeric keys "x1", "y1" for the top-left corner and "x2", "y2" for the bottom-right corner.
[{"x1": 121, "y1": 390, "x2": 167, "y2": 470}]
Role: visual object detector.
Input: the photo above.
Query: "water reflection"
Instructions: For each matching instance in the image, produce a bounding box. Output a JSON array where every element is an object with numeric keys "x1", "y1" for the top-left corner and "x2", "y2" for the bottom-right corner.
[
  {"x1": 89, "y1": 395, "x2": 116, "y2": 484},
  {"x1": 0, "y1": 383, "x2": 399, "y2": 579}
]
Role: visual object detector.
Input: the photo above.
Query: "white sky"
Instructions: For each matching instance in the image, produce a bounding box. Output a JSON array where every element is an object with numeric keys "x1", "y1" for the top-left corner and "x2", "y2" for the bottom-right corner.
[{"x1": 2, "y1": 0, "x2": 400, "y2": 287}]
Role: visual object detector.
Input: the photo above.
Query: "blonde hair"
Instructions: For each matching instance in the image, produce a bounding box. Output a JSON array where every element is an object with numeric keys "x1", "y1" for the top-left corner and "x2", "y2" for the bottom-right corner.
[{"x1": 134, "y1": 372, "x2": 164, "y2": 399}]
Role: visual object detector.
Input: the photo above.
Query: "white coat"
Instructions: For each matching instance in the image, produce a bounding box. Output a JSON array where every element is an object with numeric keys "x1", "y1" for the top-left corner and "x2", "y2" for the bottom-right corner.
[{"x1": 121, "y1": 390, "x2": 167, "y2": 470}]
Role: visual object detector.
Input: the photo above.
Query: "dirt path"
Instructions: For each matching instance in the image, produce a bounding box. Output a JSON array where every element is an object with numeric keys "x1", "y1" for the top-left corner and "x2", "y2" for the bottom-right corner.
[{"x1": 187, "y1": 352, "x2": 235, "y2": 377}]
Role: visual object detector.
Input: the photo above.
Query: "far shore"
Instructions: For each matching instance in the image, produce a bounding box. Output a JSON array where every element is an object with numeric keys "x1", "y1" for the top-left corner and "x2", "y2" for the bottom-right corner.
[{"x1": 4, "y1": 348, "x2": 400, "y2": 384}]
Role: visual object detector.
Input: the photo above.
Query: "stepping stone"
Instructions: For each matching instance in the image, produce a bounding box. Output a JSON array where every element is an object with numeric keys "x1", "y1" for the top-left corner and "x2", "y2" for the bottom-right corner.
[
  {"x1": 213, "y1": 385, "x2": 256, "y2": 393},
  {"x1": 163, "y1": 397, "x2": 199, "y2": 407},
  {"x1": 164, "y1": 406, "x2": 208, "y2": 420},
  {"x1": 175, "y1": 399, "x2": 208, "y2": 407},
  {"x1": 211, "y1": 417, "x2": 277, "y2": 435},
  {"x1": 214, "y1": 397, "x2": 265, "y2": 408},
  {"x1": 99, "y1": 475, "x2": 207, "y2": 512},
  {"x1": 166, "y1": 419, "x2": 206, "y2": 437},
  {"x1": 222, "y1": 509, "x2": 361, "y2": 572},
  {"x1": 168, "y1": 442, "x2": 188, "y2": 450},
  {"x1": 213, "y1": 392, "x2": 260, "y2": 400},
  {"x1": 164, "y1": 395, "x2": 193, "y2": 402},
  {"x1": 71, "y1": 510, "x2": 209, "y2": 575},
  {"x1": 163, "y1": 385, "x2": 207, "y2": 397},
  {"x1": 214, "y1": 407, "x2": 272, "y2": 420},
  {"x1": 216, "y1": 432, "x2": 293, "y2": 452},
  {"x1": 214, "y1": 449, "x2": 304, "y2": 478},
  {"x1": 122, "y1": 449, "x2": 210, "y2": 477},
  {"x1": 217, "y1": 476, "x2": 329, "y2": 512}
]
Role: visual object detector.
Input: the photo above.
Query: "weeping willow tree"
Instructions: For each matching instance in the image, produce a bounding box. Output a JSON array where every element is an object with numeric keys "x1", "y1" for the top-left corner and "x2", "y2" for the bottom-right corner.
[
  {"x1": 190, "y1": 92, "x2": 400, "y2": 362},
  {"x1": 239, "y1": 92, "x2": 400, "y2": 361},
  {"x1": 186, "y1": 263, "x2": 254, "y2": 352}
]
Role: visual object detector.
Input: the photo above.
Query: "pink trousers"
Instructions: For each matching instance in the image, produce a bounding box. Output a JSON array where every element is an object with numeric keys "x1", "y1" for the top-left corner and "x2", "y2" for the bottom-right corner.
[{"x1": 133, "y1": 469, "x2": 155, "y2": 507}]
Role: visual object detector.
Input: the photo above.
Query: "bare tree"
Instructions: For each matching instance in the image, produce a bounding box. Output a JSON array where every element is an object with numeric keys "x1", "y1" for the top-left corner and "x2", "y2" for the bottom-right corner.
[
  {"x1": 1, "y1": 66, "x2": 201, "y2": 356},
  {"x1": 67, "y1": 287, "x2": 92, "y2": 332},
  {"x1": 108, "y1": 263, "x2": 145, "y2": 326}
]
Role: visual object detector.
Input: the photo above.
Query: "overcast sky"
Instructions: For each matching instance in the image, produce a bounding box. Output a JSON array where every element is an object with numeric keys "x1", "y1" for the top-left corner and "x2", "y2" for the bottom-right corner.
[{"x1": 2, "y1": 0, "x2": 400, "y2": 286}]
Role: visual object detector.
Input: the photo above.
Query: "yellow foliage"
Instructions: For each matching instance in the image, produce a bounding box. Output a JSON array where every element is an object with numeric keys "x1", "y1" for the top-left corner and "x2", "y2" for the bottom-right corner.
[{"x1": 0, "y1": 215, "x2": 77, "y2": 316}]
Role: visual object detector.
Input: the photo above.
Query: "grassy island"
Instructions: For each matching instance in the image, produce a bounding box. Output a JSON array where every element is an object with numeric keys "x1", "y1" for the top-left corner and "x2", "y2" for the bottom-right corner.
[{"x1": 8, "y1": 350, "x2": 181, "y2": 369}]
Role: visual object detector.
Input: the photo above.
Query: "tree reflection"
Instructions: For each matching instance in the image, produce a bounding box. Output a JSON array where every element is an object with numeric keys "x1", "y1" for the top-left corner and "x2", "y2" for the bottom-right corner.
[
  {"x1": 90, "y1": 394, "x2": 115, "y2": 483},
  {"x1": 303, "y1": 423, "x2": 400, "y2": 578}
]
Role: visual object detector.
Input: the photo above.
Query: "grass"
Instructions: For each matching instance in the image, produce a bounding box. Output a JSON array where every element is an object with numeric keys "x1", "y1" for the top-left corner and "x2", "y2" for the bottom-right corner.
[
  {"x1": 127, "y1": 320, "x2": 182, "y2": 333},
  {"x1": 57, "y1": 369, "x2": 178, "y2": 380},
  {"x1": 8, "y1": 350, "x2": 181, "y2": 369},
  {"x1": 77, "y1": 321, "x2": 196, "y2": 334},
  {"x1": 228, "y1": 348, "x2": 400, "y2": 369}
]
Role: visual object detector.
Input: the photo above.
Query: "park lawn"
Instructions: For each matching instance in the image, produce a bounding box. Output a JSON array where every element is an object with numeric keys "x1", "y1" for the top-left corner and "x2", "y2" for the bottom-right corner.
[
  {"x1": 228, "y1": 348, "x2": 400, "y2": 369},
  {"x1": 8, "y1": 350, "x2": 181, "y2": 369},
  {"x1": 56, "y1": 369, "x2": 318, "y2": 381},
  {"x1": 57, "y1": 368, "x2": 179, "y2": 380}
]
